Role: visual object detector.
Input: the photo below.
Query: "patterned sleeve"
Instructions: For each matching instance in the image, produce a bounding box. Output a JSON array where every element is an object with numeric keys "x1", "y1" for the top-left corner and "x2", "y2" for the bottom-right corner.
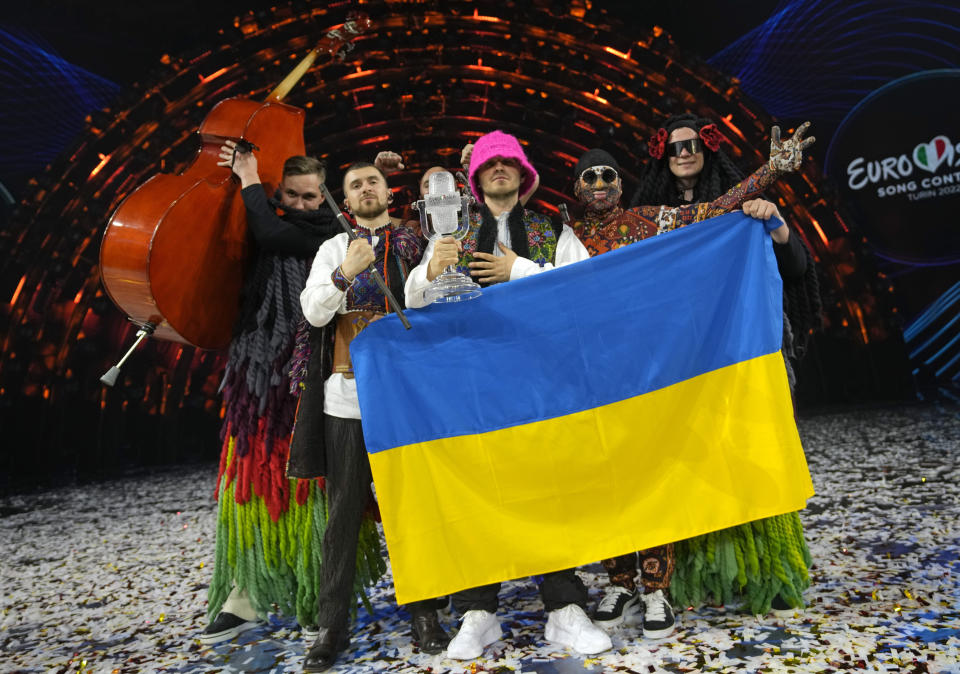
[
  {"x1": 629, "y1": 201, "x2": 715, "y2": 231},
  {"x1": 629, "y1": 204, "x2": 662, "y2": 220},
  {"x1": 701, "y1": 163, "x2": 779, "y2": 219},
  {"x1": 628, "y1": 162, "x2": 780, "y2": 233}
]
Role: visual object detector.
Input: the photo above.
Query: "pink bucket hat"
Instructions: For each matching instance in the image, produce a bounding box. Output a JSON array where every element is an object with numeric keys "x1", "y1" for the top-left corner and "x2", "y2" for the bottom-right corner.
[{"x1": 468, "y1": 130, "x2": 538, "y2": 201}]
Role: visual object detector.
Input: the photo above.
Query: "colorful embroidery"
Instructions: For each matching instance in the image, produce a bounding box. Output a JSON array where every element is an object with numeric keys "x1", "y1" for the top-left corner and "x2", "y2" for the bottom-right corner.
[
  {"x1": 457, "y1": 208, "x2": 558, "y2": 274},
  {"x1": 331, "y1": 265, "x2": 351, "y2": 291},
  {"x1": 575, "y1": 207, "x2": 657, "y2": 256},
  {"x1": 626, "y1": 162, "x2": 778, "y2": 235},
  {"x1": 347, "y1": 225, "x2": 419, "y2": 311}
]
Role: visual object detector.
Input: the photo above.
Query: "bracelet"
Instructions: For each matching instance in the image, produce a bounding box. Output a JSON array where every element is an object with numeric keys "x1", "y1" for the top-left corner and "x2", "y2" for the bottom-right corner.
[{"x1": 331, "y1": 265, "x2": 352, "y2": 291}]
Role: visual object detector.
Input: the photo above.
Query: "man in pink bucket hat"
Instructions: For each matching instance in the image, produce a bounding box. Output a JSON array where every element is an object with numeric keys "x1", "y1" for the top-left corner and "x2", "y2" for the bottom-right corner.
[
  {"x1": 404, "y1": 132, "x2": 604, "y2": 660},
  {"x1": 406, "y1": 130, "x2": 588, "y2": 303}
]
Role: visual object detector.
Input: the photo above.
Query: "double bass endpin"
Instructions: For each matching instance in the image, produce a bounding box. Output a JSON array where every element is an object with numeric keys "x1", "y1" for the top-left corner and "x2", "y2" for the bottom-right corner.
[{"x1": 100, "y1": 321, "x2": 157, "y2": 387}]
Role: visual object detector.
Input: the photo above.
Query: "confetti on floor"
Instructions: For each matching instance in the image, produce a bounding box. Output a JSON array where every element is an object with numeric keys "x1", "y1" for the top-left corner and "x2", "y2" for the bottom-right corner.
[{"x1": 2, "y1": 403, "x2": 959, "y2": 673}]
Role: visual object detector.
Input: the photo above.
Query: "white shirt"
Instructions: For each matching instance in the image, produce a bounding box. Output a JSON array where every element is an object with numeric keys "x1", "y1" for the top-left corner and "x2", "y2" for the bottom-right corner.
[
  {"x1": 405, "y1": 210, "x2": 589, "y2": 309},
  {"x1": 300, "y1": 231, "x2": 383, "y2": 420}
]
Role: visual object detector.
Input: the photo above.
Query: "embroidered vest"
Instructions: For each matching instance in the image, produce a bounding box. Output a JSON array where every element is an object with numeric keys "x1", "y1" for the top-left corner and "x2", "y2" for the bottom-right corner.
[
  {"x1": 334, "y1": 225, "x2": 421, "y2": 376},
  {"x1": 345, "y1": 225, "x2": 419, "y2": 312},
  {"x1": 455, "y1": 208, "x2": 559, "y2": 276}
]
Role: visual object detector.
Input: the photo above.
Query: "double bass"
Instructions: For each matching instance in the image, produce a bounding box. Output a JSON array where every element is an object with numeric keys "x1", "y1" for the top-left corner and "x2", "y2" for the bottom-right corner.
[{"x1": 99, "y1": 16, "x2": 371, "y2": 381}]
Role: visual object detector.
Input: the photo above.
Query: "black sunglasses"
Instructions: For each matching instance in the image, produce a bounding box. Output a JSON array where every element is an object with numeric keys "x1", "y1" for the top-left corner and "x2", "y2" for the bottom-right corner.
[
  {"x1": 666, "y1": 138, "x2": 703, "y2": 157},
  {"x1": 580, "y1": 166, "x2": 618, "y2": 185}
]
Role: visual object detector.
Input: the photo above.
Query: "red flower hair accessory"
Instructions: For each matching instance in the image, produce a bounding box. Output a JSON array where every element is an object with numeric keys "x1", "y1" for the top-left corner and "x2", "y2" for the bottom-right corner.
[
  {"x1": 647, "y1": 127, "x2": 667, "y2": 159},
  {"x1": 698, "y1": 124, "x2": 726, "y2": 152}
]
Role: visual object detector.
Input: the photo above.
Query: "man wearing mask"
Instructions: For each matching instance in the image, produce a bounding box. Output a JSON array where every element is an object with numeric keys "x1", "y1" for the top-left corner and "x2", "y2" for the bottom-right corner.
[{"x1": 570, "y1": 123, "x2": 818, "y2": 632}]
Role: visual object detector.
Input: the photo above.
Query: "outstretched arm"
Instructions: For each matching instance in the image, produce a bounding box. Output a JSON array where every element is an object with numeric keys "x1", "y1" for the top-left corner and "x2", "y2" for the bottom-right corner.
[
  {"x1": 700, "y1": 122, "x2": 816, "y2": 220},
  {"x1": 629, "y1": 124, "x2": 815, "y2": 230}
]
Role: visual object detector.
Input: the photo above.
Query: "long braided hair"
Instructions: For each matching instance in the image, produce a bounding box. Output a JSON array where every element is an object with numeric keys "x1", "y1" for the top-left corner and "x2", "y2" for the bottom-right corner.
[
  {"x1": 630, "y1": 113, "x2": 746, "y2": 208},
  {"x1": 633, "y1": 112, "x2": 823, "y2": 365},
  {"x1": 784, "y1": 244, "x2": 823, "y2": 360}
]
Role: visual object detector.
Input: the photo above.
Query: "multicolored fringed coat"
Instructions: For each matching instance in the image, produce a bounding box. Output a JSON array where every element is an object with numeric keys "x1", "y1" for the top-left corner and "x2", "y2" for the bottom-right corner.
[{"x1": 207, "y1": 189, "x2": 384, "y2": 627}]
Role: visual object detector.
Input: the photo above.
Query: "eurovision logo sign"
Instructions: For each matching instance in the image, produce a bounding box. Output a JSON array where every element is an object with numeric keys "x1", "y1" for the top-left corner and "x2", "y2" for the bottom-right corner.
[
  {"x1": 846, "y1": 134, "x2": 960, "y2": 200},
  {"x1": 825, "y1": 69, "x2": 960, "y2": 264}
]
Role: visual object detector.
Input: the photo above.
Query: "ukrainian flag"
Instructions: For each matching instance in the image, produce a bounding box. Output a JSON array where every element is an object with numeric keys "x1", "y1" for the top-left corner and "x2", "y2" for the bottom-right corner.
[{"x1": 352, "y1": 212, "x2": 814, "y2": 605}]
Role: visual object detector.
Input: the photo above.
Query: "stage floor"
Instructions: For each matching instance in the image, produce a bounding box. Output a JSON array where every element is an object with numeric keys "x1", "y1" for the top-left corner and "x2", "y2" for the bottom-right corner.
[{"x1": 2, "y1": 404, "x2": 959, "y2": 673}]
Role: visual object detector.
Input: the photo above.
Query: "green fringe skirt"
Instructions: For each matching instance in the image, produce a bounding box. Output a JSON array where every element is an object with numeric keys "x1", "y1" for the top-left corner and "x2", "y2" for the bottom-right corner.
[
  {"x1": 206, "y1": 438, "x2": 386, "y2": 626},
  {"x1": 669, "y1": 511, "x2": 812, "y2": 615}
]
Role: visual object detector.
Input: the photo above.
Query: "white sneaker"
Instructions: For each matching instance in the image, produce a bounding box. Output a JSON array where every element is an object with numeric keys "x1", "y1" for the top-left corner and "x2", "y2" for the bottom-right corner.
[
  {"x1": 447, "y1": 610, "x2": 501, "y2": 660},
  {"x1": 544, "y1": 604, "x2": 612, "y2": 655}
]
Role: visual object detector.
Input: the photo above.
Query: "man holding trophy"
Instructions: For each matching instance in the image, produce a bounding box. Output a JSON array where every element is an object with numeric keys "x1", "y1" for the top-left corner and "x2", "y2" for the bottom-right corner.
[
  {"x1": 406, "y1": 130, "x2": 588, "y2": 307},
  {"x1": 404, "y1": 131, "x2": 604, "y2": 660},
  {"x1": 406, "y1": 131, "x2": 589, "y2": 307}
]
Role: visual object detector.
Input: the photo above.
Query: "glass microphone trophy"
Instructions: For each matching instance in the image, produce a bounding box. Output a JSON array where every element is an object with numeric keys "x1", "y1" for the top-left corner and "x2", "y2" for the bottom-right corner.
[{"x1": 413, "y1": 170, "x2": 482, "y2": 303}]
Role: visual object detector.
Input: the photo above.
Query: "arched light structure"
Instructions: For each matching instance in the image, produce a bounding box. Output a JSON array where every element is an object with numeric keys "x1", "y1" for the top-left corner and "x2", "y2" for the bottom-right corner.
[{"x1": 0, "y1": 1, "x2": 889, "y2": 473}]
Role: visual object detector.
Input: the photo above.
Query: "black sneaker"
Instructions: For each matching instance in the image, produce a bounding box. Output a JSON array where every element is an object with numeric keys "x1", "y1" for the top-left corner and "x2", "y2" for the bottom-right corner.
[
  {"x1": 200, "y1": 612, "x2": 260, "y2": 644},
  {"x1": 640, "y1": 590, "x2": 675, "y2": 639},
  {"x1": 592, "y1": 586, "x2": 640, "y2": 627}
]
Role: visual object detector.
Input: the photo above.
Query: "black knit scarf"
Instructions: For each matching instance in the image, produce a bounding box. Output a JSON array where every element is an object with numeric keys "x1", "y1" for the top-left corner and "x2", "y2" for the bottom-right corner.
[{"x1": 221, "y1": 200, "x2": 339, "y2": 456}]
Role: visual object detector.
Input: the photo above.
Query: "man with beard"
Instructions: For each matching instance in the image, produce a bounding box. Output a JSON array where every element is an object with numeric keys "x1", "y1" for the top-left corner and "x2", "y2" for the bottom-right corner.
[
  {"x1": 569, "y1": 134, "x2": 814, "y2": 636},
  {"x1": 404, "y1": 131, "x2": 609, "y2": 661},
  {"x1": 298, "y1": 162, "x2": 447, "y2": 672}
]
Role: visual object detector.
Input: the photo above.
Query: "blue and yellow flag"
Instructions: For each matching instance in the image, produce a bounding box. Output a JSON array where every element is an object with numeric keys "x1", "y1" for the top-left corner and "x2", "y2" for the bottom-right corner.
[{"x1": 352, "y1": 212, "x2": 814, "y2": 605}]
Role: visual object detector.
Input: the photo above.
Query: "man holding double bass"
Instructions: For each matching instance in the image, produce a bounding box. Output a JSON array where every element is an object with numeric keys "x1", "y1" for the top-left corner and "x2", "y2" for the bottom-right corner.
[{"x1": 200, "y1": 141, "x2": 350, "y2": 644}]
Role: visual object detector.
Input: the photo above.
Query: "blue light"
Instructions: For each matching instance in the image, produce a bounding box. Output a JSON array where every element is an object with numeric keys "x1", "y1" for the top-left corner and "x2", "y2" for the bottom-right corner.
[
  {"x1": 709, "y1": 0, "x2": 960, "y2": 122},
  {"x1": 0, "y1": 27, "x2": 119, "y2": 180}
]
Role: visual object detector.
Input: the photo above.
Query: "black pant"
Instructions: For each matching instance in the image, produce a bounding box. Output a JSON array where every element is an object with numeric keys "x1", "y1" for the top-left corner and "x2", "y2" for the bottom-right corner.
[
  {"x1": 314, "y1": 415, "x2": 433, "y2": 629},
  {"x1": 315, "y1": 415, "x2": 371, "y2": 630},
  {"x1": 452, "y1": 569, "x2": 587, "y2": 614}
]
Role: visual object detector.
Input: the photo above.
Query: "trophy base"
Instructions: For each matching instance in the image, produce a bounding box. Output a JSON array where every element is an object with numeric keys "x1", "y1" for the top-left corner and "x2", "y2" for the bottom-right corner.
[{"x1": 425, "y1": 270, "x2": 482, "y2": 304}]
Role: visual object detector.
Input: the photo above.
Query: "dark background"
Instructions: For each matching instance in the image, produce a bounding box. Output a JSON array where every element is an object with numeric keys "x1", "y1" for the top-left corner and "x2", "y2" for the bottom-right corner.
[
  {"x1": 1, "y1": 0, "x2": 957, "y2": 492},
  {"x1": 0, "y1": 0, "x2": 781, "y2": 196}
]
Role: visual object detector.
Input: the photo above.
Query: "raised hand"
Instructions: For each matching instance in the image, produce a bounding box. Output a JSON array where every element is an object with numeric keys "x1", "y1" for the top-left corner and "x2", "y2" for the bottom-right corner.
[
  {"x1": 768, "y1": 121, "x2": 815, "y2": 173},
  {"x1": 217, "y1": 139, "x2": 260, "y2": 186},
  {"x1": 460, "y1": 143, "x2": 475, "y2": 171},
  {"x1": 374, "y1": 151, "x2": 405, "y2": 175}
]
